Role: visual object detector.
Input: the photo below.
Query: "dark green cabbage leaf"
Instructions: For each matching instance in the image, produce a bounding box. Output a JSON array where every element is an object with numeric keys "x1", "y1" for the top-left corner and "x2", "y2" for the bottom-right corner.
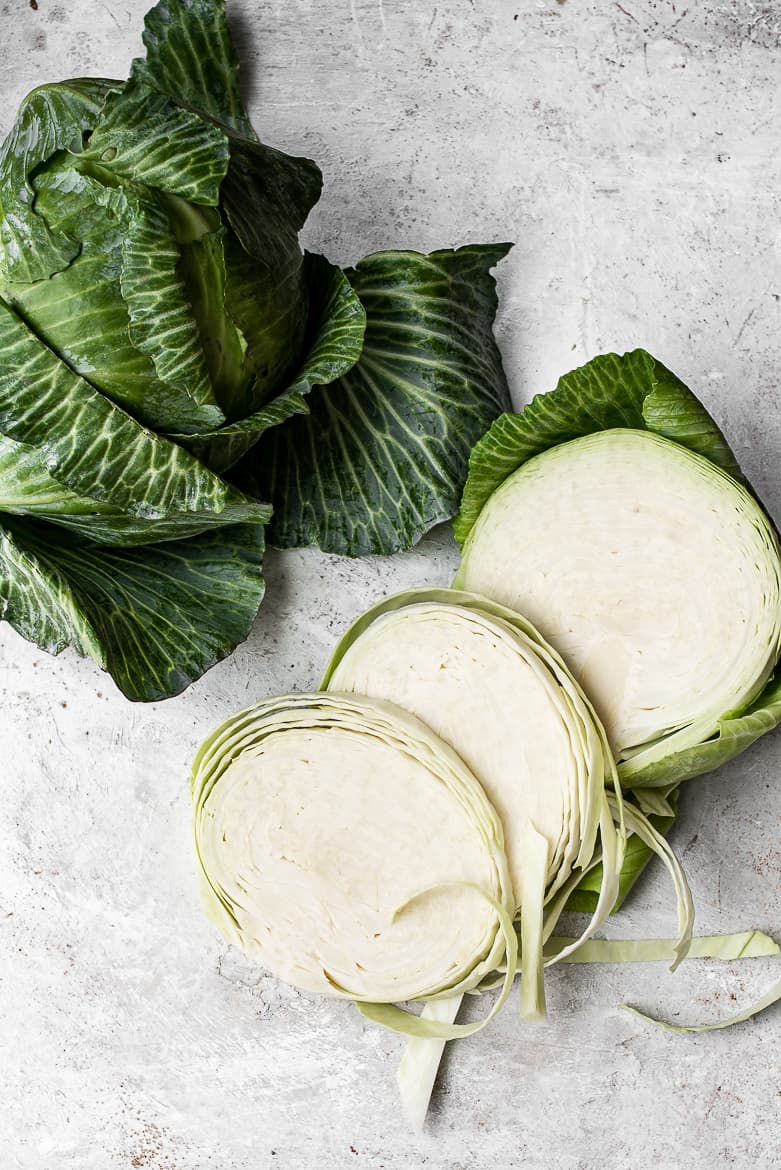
[{"x1": 248, "y1": 244, "x2": 512, "y2": 556}]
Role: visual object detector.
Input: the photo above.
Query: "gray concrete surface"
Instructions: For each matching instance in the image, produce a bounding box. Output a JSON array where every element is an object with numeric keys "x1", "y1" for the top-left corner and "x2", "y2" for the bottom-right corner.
[{"x1": 1, "y1": 1, "x2": 780, "y2": 1167}]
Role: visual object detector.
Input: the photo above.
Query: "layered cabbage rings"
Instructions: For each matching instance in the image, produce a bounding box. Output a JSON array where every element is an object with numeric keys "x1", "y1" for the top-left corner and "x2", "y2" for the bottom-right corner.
[{"x1": 192, "y1": 593, "x2": 630, "y2": 1018}]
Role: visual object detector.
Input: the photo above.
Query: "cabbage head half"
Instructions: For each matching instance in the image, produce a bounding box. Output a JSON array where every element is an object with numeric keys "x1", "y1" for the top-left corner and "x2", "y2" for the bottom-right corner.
[
  {"x1": 455, "y1": 348, "x2": 781, "y2": 906},
  {"x1": 0, "y1": 0, "x2": 511, "y2": 700}
]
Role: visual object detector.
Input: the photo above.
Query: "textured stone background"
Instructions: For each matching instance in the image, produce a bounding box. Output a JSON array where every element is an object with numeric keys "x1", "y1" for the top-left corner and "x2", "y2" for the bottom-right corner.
[{"x1": 1, "y1": 1, "x2": 781, "y2": 1167}]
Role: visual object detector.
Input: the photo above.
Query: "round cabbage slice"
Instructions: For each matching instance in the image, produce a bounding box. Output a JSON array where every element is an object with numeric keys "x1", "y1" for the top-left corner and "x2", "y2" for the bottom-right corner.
[
  {"x1": 322, "y1": 589, "x2": 630, "y2": 1016},
  {"x1": 456, "y1": 429, "x2": 781, "y2": 779},
  {"x1": 191, "y1": 692, "x2": 513, "y2": 1004},
  {"x1": 322, "y1": 589, "x2": 635, "y2": 1124}
]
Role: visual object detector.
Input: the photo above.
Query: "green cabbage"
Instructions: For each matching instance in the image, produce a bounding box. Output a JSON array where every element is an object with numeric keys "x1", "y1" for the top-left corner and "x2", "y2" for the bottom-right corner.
[{"x1": 0, "y1": 0, "x2": 511, "y2": 700}]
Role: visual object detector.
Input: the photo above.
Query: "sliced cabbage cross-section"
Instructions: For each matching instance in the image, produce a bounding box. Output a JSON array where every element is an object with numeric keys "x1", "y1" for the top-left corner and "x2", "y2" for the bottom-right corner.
[
  {"x1": 323, "y1": 589, "x2": 618, "y2": 923},
  {"x1": 192, "y1": 692, "x2": 514, "y2": 1004}
]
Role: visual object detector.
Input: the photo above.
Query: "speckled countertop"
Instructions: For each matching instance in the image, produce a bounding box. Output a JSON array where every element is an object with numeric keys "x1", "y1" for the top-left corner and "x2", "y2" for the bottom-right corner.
[{"x1": 1, "y1": 2, "x2": 780, "y2": 1167}]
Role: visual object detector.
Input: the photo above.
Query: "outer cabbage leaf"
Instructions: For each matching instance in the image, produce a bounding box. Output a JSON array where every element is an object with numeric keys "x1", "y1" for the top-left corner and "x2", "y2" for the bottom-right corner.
[
  {"x1": 0, "y1": 78, "x2": 115, "y2": 283},
  {"x1": 455, "y1": 348, "x2": 741, "y2": 546},
  {"x1": 1, "y1": 158, "x2": 224, "y2": 434},
  {"x1": 0, "y1": 288, "x2": 270, "y2": 699},
  {"x1": 248, "y1": 243, "x2": 512, "y2": 555},
  {"x1": 80, "y1": 79, "x2": 230, "y2": 205},
  {"x1": 117, "y1": 189, "x2": 224, "y2": 427},
  {"x1": 0, "y1": 433, "x2": 267, "y2": 547},
  {"x1": 131, "y1": 0, "x2": 257, "y2": 140},
  {"x1": 217, "y1": 139, "x2": 323, "y2": 415},
  {"x1": 0, "y1": 297, "x2": 267, "y2": 538},
  {"x1": 615, "y1": 673, "x2": 781, "y2": 790},
  {"x1": 0, "y1": 516, "x2": 266, "y2": 701}
]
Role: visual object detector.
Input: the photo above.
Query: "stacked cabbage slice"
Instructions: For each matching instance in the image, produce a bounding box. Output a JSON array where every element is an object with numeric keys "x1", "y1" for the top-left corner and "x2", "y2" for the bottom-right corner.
[
  {"x1": 322, "y1": 590, "x2": 635, "y2": 1120},
  {"x1": 457, "y1": 429, "x2": 781, "y2": 784}
]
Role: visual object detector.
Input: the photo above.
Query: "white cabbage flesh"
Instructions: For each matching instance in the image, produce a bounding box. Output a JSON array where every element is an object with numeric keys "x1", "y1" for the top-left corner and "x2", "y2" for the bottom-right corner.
[
  {"x1": 192, "y1": 693, "x2": 513, "y2": 1003},
  {"x1": 456, "y1": 429, "x2": 781, "y2": 771}
]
